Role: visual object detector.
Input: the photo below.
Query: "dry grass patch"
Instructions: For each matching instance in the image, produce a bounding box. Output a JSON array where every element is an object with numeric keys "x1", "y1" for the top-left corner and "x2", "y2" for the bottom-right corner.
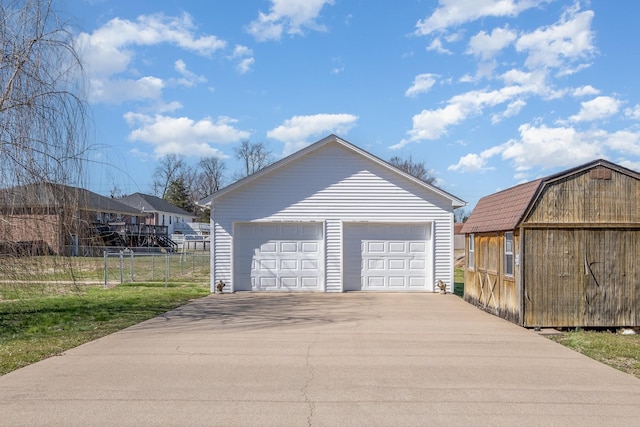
[{"x1": 549, "y1": 330, "x2": 640, "y2": 380}]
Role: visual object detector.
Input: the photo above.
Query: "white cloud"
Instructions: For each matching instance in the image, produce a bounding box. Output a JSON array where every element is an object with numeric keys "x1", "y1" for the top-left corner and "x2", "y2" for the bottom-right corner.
[
  {"x1": 625, "y1": 105, "x2": 640, "y2": 120},
  {"x1": 124, "y1": 113, "x2": 249, "y2": 157},
  {"x1": 267, "y1": 113, "x2": 358, "y2": 153},
  {"x1": 90, "y1": 76, "x2": 165, "y2": 104},
  {"x1": 448, "y1": 145, "x2": 504, "y2": 172},
  {"x1": 450, "y1": 124, "x2": 640, "y2": 174},
  {"x1": 229, "y1": 45, "x2": 255, "y2": 74},
  {"x1": 491, "y1": 99, "x2": 526, "y2": 123},
  {"x1": 402, "y1": 83, "x2": 542, "y2": 145},
  {"x1": 405, "y1": 73, "x2": 438, "y2": 97},
  {"x1": 515, "y1": 8, "x2": 595, "y2": 71},
  {"x1": 598, "y1": 130, "x2": 640, "y2": 156},
  {"x1": 568, "y1": 96, "x2": 620, "y2": 122},
  {"x1": 448, "y1": 154, "x2": 491, "y2": 173},
  {"x1": 426, "y1": 38, "x2": 452, "y2": 54},
  {"x1": 246, "y1": 0, "x2": 335, "y2": 42},
  {"x1": 174, "y1": 60, "x2": 207, "y2": 87},
  {"x1": 618, "y1": 160, "x2": 640, "y2": 172},
  {"x1": 415, "y1": 0, "x2": 546, "y2": 36},
  {"x1": 468, "y1": 26, "x2": 517, "y2": 60},
  {"x1": 76, "y1": 13, "x2": 225, "y2": 103},
  {"x1": 501, "y1": 124, "x2": 604, "y2": 170},
  {"x1": 572, "y1": 85, "x2": 600, "y2": 97}
]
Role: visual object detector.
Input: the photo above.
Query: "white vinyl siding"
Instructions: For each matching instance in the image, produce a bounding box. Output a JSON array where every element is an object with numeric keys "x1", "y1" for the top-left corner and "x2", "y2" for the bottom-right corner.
[
  {"x1": 325, "y1": 219, "x2": 342, "y2": 292},
  {"x1": 211, "y1": 140, "x2": 458, "y2": 292}
]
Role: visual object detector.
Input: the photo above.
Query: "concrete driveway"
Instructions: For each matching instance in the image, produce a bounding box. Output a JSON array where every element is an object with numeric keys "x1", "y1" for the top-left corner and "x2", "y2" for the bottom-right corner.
[{"x1": 1, "y1": 293, "x2": 640, "y2": 426}]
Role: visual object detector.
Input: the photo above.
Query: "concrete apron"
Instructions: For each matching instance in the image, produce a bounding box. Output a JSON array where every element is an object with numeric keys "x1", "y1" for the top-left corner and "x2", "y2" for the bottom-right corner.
[{"x1": 1, "y1": 293, "x2": 640, "y2": 426}]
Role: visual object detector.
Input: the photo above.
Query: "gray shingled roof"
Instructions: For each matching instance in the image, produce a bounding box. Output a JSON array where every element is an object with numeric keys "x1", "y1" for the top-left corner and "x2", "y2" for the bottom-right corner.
[
  {"x1": 0, "y1": 182, "x2": 141, "y2": 214},
  {"x1": 118, "y1": 193, "x2": 194, "y2": 217}
]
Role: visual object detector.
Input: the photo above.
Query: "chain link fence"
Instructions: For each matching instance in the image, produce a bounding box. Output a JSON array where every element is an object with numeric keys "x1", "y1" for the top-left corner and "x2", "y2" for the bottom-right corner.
[{"x1": 103, "y1": 251, "x2": 210, "y2": 287}]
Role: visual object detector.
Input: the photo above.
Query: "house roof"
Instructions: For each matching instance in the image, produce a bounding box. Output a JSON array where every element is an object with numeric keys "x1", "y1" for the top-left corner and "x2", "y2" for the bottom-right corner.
[
  {"x1": 461, "y1": 159, "x2": 640, "y2": 234},
  {"x1": 0, "y1": 182, "x2": 141, "y2": 214},
  {"x1": 198, "y1": 134, "x2": 466, "y2": 208},
  {"x1": 118, "y1": 192, "x2": 194, "y2": 217}
]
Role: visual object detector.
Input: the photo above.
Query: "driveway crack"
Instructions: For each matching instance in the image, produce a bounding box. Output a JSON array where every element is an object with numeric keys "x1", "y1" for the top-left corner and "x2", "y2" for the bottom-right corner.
[{"x1": 301, "y1": 334, "x2": 318, "y2": 427}]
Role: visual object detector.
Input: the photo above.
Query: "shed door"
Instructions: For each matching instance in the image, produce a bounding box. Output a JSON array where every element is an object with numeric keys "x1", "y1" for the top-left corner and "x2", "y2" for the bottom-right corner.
[
  {"x1": 234, "y1": 222, "x2": 323, "y2": 291},
  {"x1": 343, "y1": 223, "x2": 431, "y2": 291}
]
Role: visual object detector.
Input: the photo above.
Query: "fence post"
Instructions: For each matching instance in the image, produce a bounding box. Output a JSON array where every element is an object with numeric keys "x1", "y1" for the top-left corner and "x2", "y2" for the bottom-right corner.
[
  {"x1": 152, "y1": 254, "x2": 155, "y2": 281},
  {"x1": 130, "y1": 250, "x2": 134, "y2": 282},
  {"x1": 103, "y1": 251, "x2": 108, "y2": 289},
  {"x1": 119, "y1": 251, "x2": 124, "y2": 284},
  {"x1": 165, "y1": 253, "x2": 169, "y2": 288}
]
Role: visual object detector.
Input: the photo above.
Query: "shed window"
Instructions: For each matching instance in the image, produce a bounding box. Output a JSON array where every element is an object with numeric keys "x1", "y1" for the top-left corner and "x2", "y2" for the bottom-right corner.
[
  {"x1": 468, "y1": 234, "x2": 475, "y2": 269},
  {"x1": 505, "y1": 232, "x2": 514, "y2": 276}
]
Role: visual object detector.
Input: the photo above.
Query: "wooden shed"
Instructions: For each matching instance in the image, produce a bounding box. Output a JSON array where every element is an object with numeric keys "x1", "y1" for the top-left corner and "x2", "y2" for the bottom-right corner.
[{"x1": 461, "y1": 159, "x2": 640, "y2": 328}]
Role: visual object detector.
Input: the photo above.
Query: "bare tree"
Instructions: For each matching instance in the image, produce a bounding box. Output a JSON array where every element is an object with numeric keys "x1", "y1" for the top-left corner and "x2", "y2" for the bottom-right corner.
[
  {"x1": 389, "y1": 155, "x2": 436, "y2": 184},
  {"x1": 0, "y1": 0, "x2": 88, "y2": 187},
  {"x1": 0, "y1": 0, "x2": 91, "y2": 284},
  {"x1": 454, "y1": 208, "x2": 470, "y2": 223},
  {"x1": 152, "y1": 154, "x2": 186, "y2": 198},
  {"x1": 234, "y1": 140, "x2": 272, "y2": 178},
  {"x1": 195, "y1": 156, "x2": 226, "y2": 199}
]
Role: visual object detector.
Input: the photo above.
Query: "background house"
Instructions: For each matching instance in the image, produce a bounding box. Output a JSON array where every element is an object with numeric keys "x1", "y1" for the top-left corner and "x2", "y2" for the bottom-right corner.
[
  {"x1": 0, "y1": 182, "x2": 143, "y2": 255},
  {"x1": 118, "y1": 193, "x2": 197, "y2": 235},
  {"x1": 462, "y1": 159, "x2": 640, "y2": 328},
  {"x1": 200, "y1": 134, "x2": 465, "y2": 293}
]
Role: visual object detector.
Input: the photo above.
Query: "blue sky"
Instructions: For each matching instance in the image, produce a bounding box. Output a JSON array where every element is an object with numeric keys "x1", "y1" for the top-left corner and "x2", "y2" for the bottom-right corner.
[{"x1": 68, "y1": 0, "x2": 640, "y2": 210}]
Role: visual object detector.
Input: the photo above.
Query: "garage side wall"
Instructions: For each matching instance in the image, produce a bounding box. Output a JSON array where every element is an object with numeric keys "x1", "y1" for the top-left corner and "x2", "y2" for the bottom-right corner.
[{"x1": 211, "y1": 142, "x2": 456, "y2": 292}]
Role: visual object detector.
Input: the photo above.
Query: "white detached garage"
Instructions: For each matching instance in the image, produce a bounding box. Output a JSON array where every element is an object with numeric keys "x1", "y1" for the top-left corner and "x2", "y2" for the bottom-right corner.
[{"x1": 199, "y1": 135, "x2": 465, "y2": 293}]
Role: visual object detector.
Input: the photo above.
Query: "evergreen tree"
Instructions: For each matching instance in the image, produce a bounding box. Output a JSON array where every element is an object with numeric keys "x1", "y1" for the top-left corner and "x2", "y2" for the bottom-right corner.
[{"x1": 164, "y1": 178, "x2": 195, "y2": 213}]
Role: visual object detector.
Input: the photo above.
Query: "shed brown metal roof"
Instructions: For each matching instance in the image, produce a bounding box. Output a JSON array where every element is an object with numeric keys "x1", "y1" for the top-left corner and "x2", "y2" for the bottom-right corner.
[{"x1": 461, "y1": 179, "x2": 542, "y2": 234}]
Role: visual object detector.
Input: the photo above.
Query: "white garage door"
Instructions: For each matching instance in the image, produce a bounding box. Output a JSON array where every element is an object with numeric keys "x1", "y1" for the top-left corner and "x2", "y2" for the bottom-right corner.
[
  {"x1": 343, "y1": 223, "x2": 431, "y2": 291},
  {"x1": 234, "y1": 222, "x2": 323, "y2": 291}
]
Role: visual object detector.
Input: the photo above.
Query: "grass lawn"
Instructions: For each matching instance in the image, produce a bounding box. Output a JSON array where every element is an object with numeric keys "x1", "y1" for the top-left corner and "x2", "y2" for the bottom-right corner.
[
  {"x1": 548, "y1": 330, "x2": 640, "y2": 380},
  {"x1": 0, "y1": 282, "x2": 209, "y2": 375}
]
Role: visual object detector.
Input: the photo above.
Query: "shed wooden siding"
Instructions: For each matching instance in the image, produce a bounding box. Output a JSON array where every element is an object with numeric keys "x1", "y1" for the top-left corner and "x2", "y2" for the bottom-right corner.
[
  {"x1": 464, "y1": 233, "x2": 519, "y2": 323},
  {"x1": 211, "y1": 141, "x2": 455, "y2": 291},
  {"x1": 521, "y1": 167, "x2": 640, "y2": 327},
  {"x1": 525, "y1": 167, "x2": 640, "y2": 225}
]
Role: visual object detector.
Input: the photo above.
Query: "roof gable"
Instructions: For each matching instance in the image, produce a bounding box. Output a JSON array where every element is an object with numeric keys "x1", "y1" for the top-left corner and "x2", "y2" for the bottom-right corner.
[
  {"x1": 462, "y1": 159, "x2": 640, "y2": 234},
  {"x1": 199, "y1": 134, "x2": 465, "y2": 208}
]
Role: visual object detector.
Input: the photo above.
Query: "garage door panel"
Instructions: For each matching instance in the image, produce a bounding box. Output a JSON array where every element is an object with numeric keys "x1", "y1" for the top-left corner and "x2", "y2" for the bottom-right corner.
[
  {"x1": 388, "y1": 259, "x2": 406, "y2": 270},
  {"x1": 301, "y1": 242, "x2": 319, "y2": 252},
  {"x1": 388, "y1": 277, "x2": 406, "y2": 287},
  {"x1": 409, "y1": 277, "x2": 425, "y2": 287},
  {"x1": 344, "y1": 223, "x2": 431, "y2": 292},
  {"x1": 409, "y1": 242, "x2": 425, "y2": 252},
  {"x1": 410, "y1": 259, "x2": 425, "y2": 269},
  {"x1": 301, "y1": 259, "x2": 318, "y2": 270},
  {"x1": 388, "y1": 242, "x2": 406, "y2": 253},
  {"x1": 234, "y1": 223, "x2": 323, "y2": 291}
]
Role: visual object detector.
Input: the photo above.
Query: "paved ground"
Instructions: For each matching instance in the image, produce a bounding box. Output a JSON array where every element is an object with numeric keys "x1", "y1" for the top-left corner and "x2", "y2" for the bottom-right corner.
[{"x1": 1, "y1": 293, "x2": 640, "y2": 426}]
